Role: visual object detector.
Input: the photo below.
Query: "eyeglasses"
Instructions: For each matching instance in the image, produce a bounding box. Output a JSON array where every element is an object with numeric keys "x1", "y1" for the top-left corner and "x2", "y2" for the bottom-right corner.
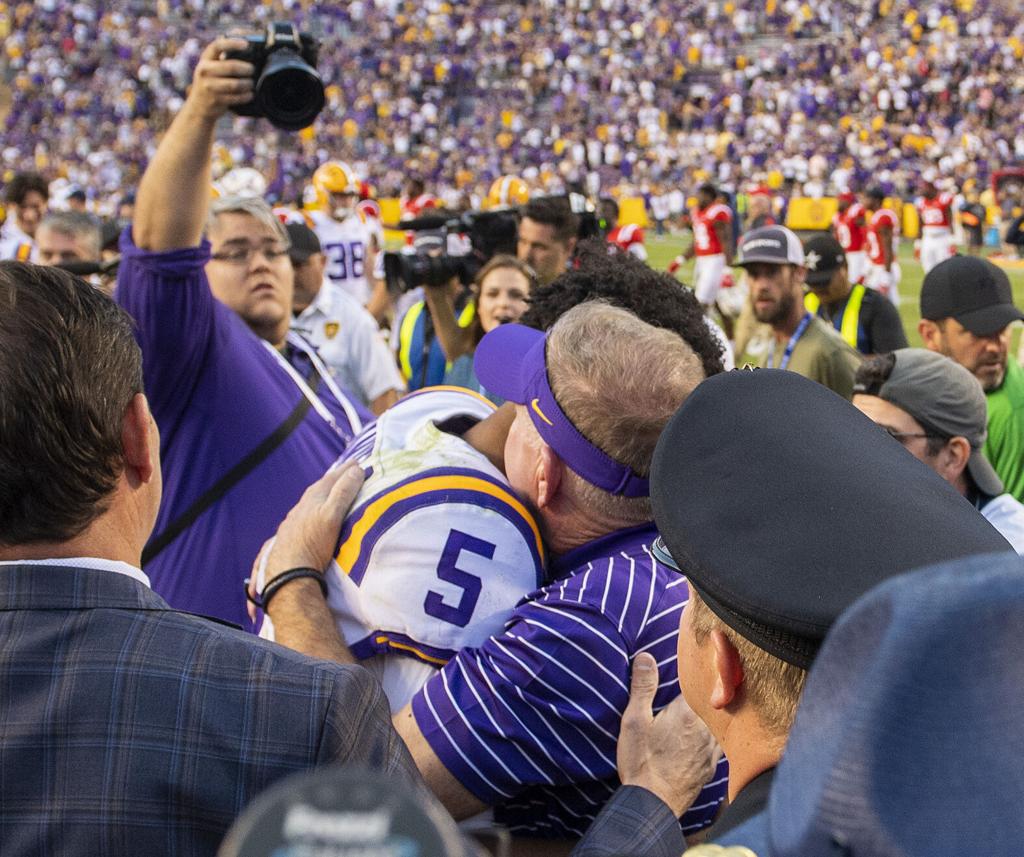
[
  {"x1": 882, "y1": 426, "x2": 939, "y2": 444},
  {"x1": 210, "y1": 242, "x2": 291, "y2": 265}
]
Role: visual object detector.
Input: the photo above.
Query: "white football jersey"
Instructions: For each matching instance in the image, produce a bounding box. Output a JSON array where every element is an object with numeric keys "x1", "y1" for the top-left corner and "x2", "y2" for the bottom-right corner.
[
  {"x1": 259, "y1": 387, "x2": 546, "y2": 711},
  {"x1": 308, "y1": 209, "x2": 377, "y2": 306}
]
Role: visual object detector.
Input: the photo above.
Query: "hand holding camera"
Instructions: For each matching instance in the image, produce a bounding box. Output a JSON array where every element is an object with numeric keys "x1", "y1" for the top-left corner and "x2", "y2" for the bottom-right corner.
[
  {"x1": 187, "y1": 37, "x2": 257, "y2": 121},
  {"x1": 188, "y1": 25, "x2": 325, "y2": 131}
]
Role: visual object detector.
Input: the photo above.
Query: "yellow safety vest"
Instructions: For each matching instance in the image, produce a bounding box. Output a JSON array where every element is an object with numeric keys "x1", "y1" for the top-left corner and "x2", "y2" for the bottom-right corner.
[
  {"x1": 805, "y1": 284, "x2": 865, "y2": 350},
  {"x1": 397, "y1": 297, "x2": 476, "y2": 384}
]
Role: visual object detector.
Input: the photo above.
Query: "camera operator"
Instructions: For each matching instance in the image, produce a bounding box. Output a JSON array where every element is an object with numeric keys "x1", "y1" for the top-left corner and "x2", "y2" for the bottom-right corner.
[
  {"x1": 116, "y1": 36, "x2": 363, "y2": 630},
  {"x1": 425, "y1": 254, "x2": 535, "y2": 401},
  {"x1": 517, "y1": 196, "x2": 579, "y2": 285},
  {"x1": 394, "y1": 230, "x2": 478, "y2": 392}
]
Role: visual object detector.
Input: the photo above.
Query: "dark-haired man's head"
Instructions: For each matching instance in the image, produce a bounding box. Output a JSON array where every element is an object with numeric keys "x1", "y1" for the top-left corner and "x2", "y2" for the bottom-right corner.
[
  {"x1": 4, "y1": 172, "x2": 49, "y2": 238},
  {"x1": 520, "y1": 239, "x2": 725, "y2": 378},
  {"x1": 696, "y1": 183, "x2": 717, "y2": 209},
  {"x1": 517, "y1": 196, "x2": 578, "y2": 285},
  {"x1": 0, "y1": 262, "x2": 159, "y2": 556}
]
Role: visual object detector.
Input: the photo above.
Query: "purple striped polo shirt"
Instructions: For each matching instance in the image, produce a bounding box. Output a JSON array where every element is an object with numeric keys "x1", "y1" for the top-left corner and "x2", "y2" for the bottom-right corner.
[{"x1": 411, "y1": 524, "x2": 729, "y2": 837}]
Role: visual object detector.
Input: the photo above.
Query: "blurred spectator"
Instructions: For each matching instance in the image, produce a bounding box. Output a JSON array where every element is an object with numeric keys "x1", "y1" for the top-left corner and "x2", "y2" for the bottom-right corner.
[
  {"x1": 853, "y1": 348, "x2": 1024, "y2": 552},
  {"x1": 802, "y1": 232, "x2": 908, "y2": 355},
  {"x1": 0, "y1": 261, "x2": 418, "y2": 856},
  {"x1": 0, "y1": 172, "x2": 47, "y2": 260},
  {"x1": 35, "y1": 210, "x2": 102, "y2": 267},
  {"x1": 287, "y1": 221, "x2": 404, "y2": 415},
  {"x1": 516, "y1": 196, "x2": 578, "y2": 285},
  {"x1": 918, "y1": 256, "x2": 1024, "y2": 502},
  {"x1": 959, "y1": 187, "x2": 987, "y2": 253}
]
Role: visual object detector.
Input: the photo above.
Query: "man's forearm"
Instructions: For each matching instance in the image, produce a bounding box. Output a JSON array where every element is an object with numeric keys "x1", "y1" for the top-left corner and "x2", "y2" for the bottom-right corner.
[
  {"x1": 266, "y1": 578, "x2": 357, "y2": 664},
  {"x1": 134, "y1": 101, "x2": 218, "y2": 251}
]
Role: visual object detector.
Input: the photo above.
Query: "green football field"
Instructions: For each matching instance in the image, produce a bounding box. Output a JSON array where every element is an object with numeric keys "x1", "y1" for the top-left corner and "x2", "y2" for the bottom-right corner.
[{"x1": 646, "y1": 234, "x2": 1024, "y2": 351}]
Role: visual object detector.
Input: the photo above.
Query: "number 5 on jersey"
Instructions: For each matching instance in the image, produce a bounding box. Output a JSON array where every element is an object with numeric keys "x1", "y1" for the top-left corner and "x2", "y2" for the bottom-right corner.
[{"x1": 424, "y1": 529, "x2": 493, "y2": 627}]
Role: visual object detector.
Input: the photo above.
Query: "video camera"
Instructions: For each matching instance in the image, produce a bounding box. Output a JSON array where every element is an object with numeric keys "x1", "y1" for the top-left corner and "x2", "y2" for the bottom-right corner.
[
  {"x1": 227, "y1": 22, "x2": 325, "y2": 131},
  {"x1": 383, "y1": 209, "x2": 519, "y2": 293}
]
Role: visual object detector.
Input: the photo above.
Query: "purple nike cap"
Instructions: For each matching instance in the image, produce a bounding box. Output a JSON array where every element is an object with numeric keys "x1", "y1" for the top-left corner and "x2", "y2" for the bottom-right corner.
[{"x1": 474, "y1": 324, "x2": 650, "y2": 497}]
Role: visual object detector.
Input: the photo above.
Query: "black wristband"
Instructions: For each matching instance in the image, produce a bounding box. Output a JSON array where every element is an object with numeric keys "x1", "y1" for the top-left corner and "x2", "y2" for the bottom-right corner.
[{"x1": 257, "y1": 567, "x2": 328, "y2": 612}]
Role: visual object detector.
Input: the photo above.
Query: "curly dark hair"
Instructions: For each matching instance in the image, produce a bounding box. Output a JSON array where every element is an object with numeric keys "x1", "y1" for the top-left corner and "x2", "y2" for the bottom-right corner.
[
  {"x1": 520, "y1": 239, "x2": 725, "y2": 378},
  {"x1": 4, "y1": 172, "x2": 49, "y2": 206}
]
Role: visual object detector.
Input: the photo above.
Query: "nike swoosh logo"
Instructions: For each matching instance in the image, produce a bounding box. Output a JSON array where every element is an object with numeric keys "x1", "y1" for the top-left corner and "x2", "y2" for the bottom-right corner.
[{"x1": 531, "y1": 398, "x2": 554, "y2": 426}]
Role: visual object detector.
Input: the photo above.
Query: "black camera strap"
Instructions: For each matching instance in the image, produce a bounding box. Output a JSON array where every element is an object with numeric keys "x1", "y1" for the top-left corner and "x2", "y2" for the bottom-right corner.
[{"x1": 141, "y1": 371, "x2": 320, "y2": 568}]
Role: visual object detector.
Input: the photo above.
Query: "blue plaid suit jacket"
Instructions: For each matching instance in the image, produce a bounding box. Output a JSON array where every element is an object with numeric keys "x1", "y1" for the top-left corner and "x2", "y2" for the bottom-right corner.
[{"x1": 0, "y1": 563, "x2": 419, "y2": 856}]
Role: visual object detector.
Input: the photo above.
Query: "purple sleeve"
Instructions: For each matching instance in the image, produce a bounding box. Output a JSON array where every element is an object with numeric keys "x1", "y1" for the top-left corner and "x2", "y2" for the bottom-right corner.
[
  {"x1": 411, "y1": 597, "x2": 631, "y2": 805},
  {"x1": 114, "y1": 229, "x2": 220, "y2": 418}
]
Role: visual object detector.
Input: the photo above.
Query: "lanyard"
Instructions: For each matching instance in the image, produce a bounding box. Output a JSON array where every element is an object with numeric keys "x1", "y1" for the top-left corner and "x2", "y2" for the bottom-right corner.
[
  {"x1": 767, "y1": 312, "x2": 812, "y2": 370},
  {"x1": 261, "y1": 334, "x2": 365, "y2": 438}
]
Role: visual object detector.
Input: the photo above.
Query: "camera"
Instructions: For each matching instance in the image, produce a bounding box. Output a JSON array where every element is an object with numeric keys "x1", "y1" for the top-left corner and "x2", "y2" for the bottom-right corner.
[
  {"x1": 227, "y1": 23, "x2": 325, "y2": 131},
  {"x1": 384, "y1": 209, "x2": 520, "y2": 293}
]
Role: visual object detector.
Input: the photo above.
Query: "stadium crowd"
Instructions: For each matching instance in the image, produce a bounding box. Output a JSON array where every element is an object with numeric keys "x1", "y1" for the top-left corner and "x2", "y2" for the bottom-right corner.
[
  {"x1": 3, "y1": 0, "x2": 1024, "y2": 211},
  {"x1": 3, "y1": 3, "x2": 1024, "y2": 857}
]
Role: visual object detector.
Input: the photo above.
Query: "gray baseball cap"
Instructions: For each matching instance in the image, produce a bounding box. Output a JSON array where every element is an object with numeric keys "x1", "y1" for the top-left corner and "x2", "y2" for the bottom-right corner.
[
  {"x1": 736, "y1": 225, "x2": 805, "y2": 267},
  {"x1": 854, "y1": 348, "x2": 1004, "y2": 496}
]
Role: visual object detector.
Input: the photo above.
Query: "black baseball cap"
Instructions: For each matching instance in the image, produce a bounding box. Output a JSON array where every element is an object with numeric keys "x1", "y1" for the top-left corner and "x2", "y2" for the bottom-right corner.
[
  {"x1": 736, "y1": 225, "x2": 805, "y2": 268},
  {"x1": 650, "y1": 369, "x2": 1011, "y2": 669},
  {"x1": 285, "y1": 222, "x2": 321, "y2": 262},
  {"x1": 802, "y1": 233, "x2": 846, "y2": 286},
  {"x1": 920, "y1": 256, "x2": 1023, "y2": 336}
]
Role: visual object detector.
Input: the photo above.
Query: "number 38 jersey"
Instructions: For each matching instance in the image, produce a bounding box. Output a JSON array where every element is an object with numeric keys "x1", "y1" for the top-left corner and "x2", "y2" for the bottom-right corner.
[
  {"x1": 260, "y1": 387, "x2": 546, "y2": 711},
  {"x1": 308, "y1": 209, "x2": 377, "y2": 307}
]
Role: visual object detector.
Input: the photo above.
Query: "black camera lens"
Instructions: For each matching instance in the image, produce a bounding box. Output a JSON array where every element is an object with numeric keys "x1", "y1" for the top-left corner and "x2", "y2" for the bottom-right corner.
[{"x1": 256, "y1": 49, "x2": 325, "y2": 131}]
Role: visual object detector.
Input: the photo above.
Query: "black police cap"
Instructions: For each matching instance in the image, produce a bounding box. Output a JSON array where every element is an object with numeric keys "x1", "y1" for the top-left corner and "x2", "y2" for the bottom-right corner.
[{"x1": 650, "y1": 369, "x2": 1012, "y2": 669}]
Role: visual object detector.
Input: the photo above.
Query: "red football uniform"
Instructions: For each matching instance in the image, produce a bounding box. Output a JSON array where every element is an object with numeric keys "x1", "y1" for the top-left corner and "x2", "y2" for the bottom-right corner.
[
  {"x1": 833, "y1": 202, "x2": 867, "y2": 253},
  {"x1": 607, "y1": 223, "x2": 647, "y2": 260},
  {"x1": 401, "y1": 194, "x2": 438, "y2": 219},
  {"x1": 919, "y1": 194, "x2": 954, "y2": 233},
  {"x1": 691, "y1": 203, "x2": 732, "y2": 256},
  {"x1": 867, "y1": 208, "x2": 899, "y2": 265}
]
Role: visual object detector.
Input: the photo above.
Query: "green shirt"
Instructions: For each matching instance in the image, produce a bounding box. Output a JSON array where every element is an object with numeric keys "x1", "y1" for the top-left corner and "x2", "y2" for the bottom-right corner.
[
  {"x1": 739, "y1": 316, "x2": 863, "y2": 400},
  {"x1": 984, "y1": 358, "x2": 1024, "y2": 503}
]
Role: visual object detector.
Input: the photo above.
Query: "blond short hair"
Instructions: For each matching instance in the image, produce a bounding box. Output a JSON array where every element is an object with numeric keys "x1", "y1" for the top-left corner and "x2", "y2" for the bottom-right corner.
[
  {"x1": 545, "y1": 301, "x2": 706, "y2": 524},
  {"x1": 688, "y1": 591, "x2": 807, "y2": 738}
]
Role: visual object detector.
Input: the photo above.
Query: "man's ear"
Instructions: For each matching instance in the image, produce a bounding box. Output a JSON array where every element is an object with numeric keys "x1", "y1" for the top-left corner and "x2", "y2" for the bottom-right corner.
[
  {"x1": 935, "y1": 435, "x2": 972, "y2": 483},
  {"x1": 535, "y1": 443, "x2": 563, "y2": 509},
  {"x1": 122, "y1": 393, "x2": 157, "y2": 486},
  {"x1": 918, "y1": 319, "x2": 942, "y2": 351},
  {"x1": 708, "y1": 629, "x2": 745, "y2": 711}
]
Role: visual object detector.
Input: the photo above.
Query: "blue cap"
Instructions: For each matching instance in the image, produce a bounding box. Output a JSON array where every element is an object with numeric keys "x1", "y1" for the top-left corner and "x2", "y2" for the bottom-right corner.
[{"x1": 716, "y1": 552, "x2": 1024, "y2": 857}]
